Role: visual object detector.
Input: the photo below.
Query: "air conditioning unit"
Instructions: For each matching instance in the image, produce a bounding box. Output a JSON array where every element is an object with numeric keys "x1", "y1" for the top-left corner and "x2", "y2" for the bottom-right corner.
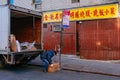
[{"x1": 52, "y1": 24, "x2": 61, "y2": 32}]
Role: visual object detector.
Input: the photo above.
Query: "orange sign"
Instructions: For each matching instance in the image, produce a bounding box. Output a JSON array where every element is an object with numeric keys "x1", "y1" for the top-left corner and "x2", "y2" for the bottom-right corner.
[{"x1": 43, "y1": 4, "x2": 118, "y2": 23}]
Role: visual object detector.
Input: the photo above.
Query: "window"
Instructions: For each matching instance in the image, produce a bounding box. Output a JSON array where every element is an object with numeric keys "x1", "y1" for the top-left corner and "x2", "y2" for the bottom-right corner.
[
  {"x1": 33, "y1": 0, "x2": 42, "y2": 10},
  {"x1": 33, "y1": 0, "x2": 42, "y2": 4},
  {"x1": 43, "y1": 24, "x2": 47, "y2": 28},
  {"x1": 71, "y1": 0, "x2": 80, "y2": 3},
  {"x1": 35, "y1": 4, "x2": 41, "y2": 9}
]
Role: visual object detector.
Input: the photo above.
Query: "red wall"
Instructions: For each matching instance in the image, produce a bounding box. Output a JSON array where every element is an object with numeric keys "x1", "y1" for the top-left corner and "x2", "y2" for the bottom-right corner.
[
  {"x1": 11, "y1": 17, "x2": 41, "y2": 44},
  {"x1": 62, "y1": 22, "x2": 76, "y2": 54},
  {"x1": 43, "y1": 18, "x2": 120, "y2": 59},
  {"x1": 43, "y1": 22, "x2": 76, "y2": 54},
  {"x1": 43, "y1": 23, "x2": 60, "y2": 50}
]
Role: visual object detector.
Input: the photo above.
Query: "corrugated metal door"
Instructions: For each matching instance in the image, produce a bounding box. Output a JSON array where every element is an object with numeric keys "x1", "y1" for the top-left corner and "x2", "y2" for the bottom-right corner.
[
  {"x1": 78, "y1": 20, "x2": 97, "y2": 59},
  {"x1": 78, "y1": 19, "x2": 120, "y2": 60}
]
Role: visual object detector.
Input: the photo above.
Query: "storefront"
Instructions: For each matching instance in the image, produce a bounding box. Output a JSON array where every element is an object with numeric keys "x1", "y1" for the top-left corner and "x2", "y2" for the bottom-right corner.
[{"x1": 42, "y1": 3, "x2": 120, "y2": 60}]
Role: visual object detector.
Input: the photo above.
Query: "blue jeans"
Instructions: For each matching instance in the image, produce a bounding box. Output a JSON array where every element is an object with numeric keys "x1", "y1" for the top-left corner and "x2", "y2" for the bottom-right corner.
[{"x1": 41, "y1": 58, "x2": 49, "y2": 71}]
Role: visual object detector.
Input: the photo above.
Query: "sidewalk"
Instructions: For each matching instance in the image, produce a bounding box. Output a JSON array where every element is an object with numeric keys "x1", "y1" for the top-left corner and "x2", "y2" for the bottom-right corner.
[
  {"x1": 60, "y1": 55, "x2": 120, "y2": 76},
  {"x1": 29, "y1": 54, "x2": 120, "y2": 76}
]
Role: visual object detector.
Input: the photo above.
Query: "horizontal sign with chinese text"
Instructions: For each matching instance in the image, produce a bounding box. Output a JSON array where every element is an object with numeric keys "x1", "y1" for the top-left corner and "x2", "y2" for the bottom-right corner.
[{"x1": 43, "y1": 4, "x2": 118, "y2": 23}]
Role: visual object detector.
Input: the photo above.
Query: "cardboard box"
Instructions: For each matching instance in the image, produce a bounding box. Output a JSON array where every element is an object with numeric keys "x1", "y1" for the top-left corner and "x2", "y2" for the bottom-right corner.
[
  {"x1": 48, "y1": 63, "x2": 60, "y2": 72},
  {"x1": 26, "y1": 41, "x2": 37, "y2": 50},
  {"x1": 9, "y1": 34, "x2": 18, "y2": 52}
]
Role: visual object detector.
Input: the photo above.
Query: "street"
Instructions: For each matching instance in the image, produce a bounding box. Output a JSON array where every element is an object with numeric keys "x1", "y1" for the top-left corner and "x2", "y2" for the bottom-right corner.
[
  {"x1": 0, "y1": 1, "x2": 120, "y2": 80},
  {"x1": 0, "y1": 65, "x2": 119, "y2": 80}
]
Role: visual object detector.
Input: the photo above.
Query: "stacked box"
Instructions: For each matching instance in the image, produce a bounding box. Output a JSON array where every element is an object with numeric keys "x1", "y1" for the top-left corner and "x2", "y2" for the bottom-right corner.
[
  {"x1": 9, "y1": 34, "x2": 18, "y2": 52},
  {"x1": 48, "y1": 63, "x2": 60, "y2": 72}
]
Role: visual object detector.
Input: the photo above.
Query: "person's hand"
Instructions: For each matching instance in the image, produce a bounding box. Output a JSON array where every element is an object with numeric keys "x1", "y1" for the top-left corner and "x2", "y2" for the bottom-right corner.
[{"x1": 49, "y1": 62, "x2": 52, "y2": 64}]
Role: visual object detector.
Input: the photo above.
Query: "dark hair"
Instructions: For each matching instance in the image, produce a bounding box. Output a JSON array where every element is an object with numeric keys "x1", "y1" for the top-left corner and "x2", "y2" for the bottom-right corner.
[{"x1": 54, "y1": 50, "x2": 57, "y2": 55}]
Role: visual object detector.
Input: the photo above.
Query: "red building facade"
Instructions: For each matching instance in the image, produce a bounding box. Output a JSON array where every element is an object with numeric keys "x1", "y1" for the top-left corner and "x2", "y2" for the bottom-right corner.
[{"x1": 42, "y1": 4, "x2": 120, "y2": 60}]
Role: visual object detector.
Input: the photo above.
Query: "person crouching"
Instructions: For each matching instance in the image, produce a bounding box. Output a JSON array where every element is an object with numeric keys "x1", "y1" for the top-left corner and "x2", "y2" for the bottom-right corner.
[{"x1": 40, "y1": 50, "x2": 57, "y2": 72}]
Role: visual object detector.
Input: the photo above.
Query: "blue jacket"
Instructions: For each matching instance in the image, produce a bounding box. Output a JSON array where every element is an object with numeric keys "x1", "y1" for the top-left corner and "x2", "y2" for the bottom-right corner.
[{"x1": 40, "y1": 50, "x2": 55, "y2": 64}]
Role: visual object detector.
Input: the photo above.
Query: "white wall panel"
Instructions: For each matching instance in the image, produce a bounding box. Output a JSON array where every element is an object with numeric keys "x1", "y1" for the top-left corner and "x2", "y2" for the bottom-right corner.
[
  {"x1": 0, "y1": 6, "x2": 9, "y2": 53},
  {"x1": 0, "y1": 0, "x2": 8, "y2": 5}
]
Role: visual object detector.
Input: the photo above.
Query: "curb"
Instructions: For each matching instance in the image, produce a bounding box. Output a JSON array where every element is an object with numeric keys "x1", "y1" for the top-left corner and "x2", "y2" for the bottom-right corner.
[
  {"x1": 62, "y1": 67, "x2": 120, "y2": 77},
  {"x1": 28, "y1": 63, "x2": 120, "y2": 77}
]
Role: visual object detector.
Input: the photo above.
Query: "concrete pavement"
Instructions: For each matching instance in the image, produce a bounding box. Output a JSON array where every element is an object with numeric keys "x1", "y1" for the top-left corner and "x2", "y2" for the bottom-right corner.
[
  {"x1": 60, "y1": 55, "x2": 120, "y2": 77},
  {"x1": 29, "y1": 54, "x2": 120, "y2": 76}
]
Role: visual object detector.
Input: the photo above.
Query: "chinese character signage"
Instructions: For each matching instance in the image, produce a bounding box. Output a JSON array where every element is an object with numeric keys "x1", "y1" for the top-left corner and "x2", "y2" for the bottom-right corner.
[
  {"x1": 62, "y1": 10, "x2": 70, "y2": 28},
  {"x1": 43, "y1": 11, "x2": 62, "y2": 23},
  {"x1": 70, "y1": 4, "x2": 118, "y2": 21},
  {"x1": 43, "y1": 4, "x2": 118, "y2": 23}
]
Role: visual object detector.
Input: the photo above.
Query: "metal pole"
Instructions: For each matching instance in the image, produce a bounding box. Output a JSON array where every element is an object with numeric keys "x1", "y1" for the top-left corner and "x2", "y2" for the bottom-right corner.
[
  {"x1": 33, "y1": 16, "x2": 35, "y2": 41},
  {"x1": 59, "y1": 10, "x2": 64, "y2": 69},
  {"x1": 59, "y1": 26, "x2": 63, "y2": 69}
]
